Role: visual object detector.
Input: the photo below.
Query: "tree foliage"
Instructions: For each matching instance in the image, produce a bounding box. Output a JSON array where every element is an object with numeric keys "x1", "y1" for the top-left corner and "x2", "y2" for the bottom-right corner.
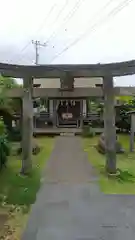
[
  {"x1": 89, "y1": 96, "x2": 135, "y2": 132},
  {"x1": 0, "y1": 119, "x2": 10, "y2": 170},
  {"x1": 0, "y1": 75, "x2": 21, "y2": 113}
]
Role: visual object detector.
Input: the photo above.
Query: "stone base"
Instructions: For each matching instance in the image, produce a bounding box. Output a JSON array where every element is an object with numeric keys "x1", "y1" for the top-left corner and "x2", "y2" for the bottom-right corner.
[
  {"x1": 107, "y1": 169, "x2": 120, "y2": 178},
  {"x1": 96, "y1": 133, "x2": 125, "y2": 154},
  {"x1": 17, "y1": 140, "x2": 40, "y2": 156}
]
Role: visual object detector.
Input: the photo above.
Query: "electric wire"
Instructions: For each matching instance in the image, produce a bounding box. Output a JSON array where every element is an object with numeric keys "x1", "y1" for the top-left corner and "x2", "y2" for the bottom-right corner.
[
  {"x1": 50, "y1": 0, "x2": 132, "y2": 63},
  {"x1": 9, "y1": 2, "x2": 57, "y2": 63},
  {"x1": 10, "y1": 0, "x2": 82, "y2": 64},
  {"x1": 45, "y1": 0, "x2": 84, "y2": 45},
  {"x1": 14, "y1": 0, "x2": 81, "y2": 64}
]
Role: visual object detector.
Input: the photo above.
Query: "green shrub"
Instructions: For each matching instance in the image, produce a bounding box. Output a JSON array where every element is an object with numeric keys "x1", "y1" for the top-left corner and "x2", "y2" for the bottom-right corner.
[
  {"x1": 9, "y1": 129, "x2": 21, "y2": 142},
  {"x1": 0, "y1": 117, "x2": 6, "y2": 135},
  {"x1": 116, "y1": 169, "x2": 135, "y2": 183},
  {"x1": 0, "y1": 119, "x2": 10, "y2": 170},
  {"x1": 82, "y1": 125, "x2": 95, "y2": 138}
]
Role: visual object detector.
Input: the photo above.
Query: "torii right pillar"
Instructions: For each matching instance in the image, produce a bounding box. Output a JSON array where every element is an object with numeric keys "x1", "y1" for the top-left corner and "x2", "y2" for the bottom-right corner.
[{"x1": 103, "y1": 75, "x2": 117, "y2": 174}]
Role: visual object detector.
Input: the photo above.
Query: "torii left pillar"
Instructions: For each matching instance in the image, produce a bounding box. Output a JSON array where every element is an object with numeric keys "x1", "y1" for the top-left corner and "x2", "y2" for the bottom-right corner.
[
  {"x1": 103, "y1": 75, "x2": 116, "y2": 174},
  {"x1": 21, "y1": 76, "x2": 33, "y2": 175}
]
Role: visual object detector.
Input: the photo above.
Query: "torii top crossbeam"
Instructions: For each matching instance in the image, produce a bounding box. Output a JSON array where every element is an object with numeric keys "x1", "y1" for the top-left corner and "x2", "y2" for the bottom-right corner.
[{"x1": 0, "y1": 60, "x2": 135, "y2": 78}]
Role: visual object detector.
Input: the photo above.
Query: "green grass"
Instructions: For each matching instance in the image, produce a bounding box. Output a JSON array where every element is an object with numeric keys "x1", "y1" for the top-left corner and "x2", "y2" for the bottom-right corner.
[
  {"x1": 0, "y1": 137, "x2": 54, "y2": 239},
  {"x1": 0, "y1": 137, "x2": 54, "y2": 207},
  {"x1": 83, "y1": 134, "x2": 135, "y2": 194}
]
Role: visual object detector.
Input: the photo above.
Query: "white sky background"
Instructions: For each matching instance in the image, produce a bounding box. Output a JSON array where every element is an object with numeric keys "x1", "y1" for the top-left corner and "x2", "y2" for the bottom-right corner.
[{"x1": 0, "y1": 0, "x2": 135, "y2": 86}]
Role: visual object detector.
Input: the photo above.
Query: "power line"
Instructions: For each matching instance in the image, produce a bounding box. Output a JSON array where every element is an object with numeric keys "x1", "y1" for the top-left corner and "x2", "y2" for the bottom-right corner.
[
  {"x1": 49, "y1": 0, "x2": 114, "y2": 62},
  {"x1": 52, "y1": 0, "x2": 133, "y2": 62},
  {"x1": 9, "y1": 3, "x2": 56, "y2": 64},
  {"x1": 34, "y1": 4, "x2": 57, "y2": 35},
  {"x1": 9, "y1": 0, "x2": 109, "y2": 64},
  {"x1": 13, "y1": 1, "x2": 68, "y2": 64},
  {"x1": 50, "y1": 0, "x2": 132, "y2": 63},
  {"x1": 47, "y1": 0, "x2": 69, "y2": 30},
  {"x1": 45, "y1": 0, "x2": 84, "y2": 46},
  {"x1": 18, "y1": 0, "x2": 83, "y2": 65}
]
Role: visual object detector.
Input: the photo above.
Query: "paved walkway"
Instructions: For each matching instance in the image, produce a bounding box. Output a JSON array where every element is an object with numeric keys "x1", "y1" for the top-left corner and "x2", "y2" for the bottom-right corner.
[{"x1": 22, "y1": 136, "x2": 135, "y2": 240}]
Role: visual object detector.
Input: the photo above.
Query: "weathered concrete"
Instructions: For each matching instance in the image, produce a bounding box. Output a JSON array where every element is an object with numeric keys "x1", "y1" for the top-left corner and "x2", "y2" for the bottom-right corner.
[{"x1": 22, "y1": 137, "x2": 135, "y2": 240}]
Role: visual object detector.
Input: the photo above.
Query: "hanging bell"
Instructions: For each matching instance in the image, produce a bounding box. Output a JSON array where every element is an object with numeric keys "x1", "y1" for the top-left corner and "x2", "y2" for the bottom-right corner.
[
  {"x1": 66, "y1": 100, "x2": 68, "y2": 106},
  {"x1": 73, "y1": 100, "x2": 75, "y2": 106}
]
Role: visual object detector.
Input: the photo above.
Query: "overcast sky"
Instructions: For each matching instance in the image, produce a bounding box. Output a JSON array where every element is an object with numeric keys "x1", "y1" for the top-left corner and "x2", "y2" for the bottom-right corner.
[{"x1": 0, "y1": 0, "x2": 135, "y2": 85}]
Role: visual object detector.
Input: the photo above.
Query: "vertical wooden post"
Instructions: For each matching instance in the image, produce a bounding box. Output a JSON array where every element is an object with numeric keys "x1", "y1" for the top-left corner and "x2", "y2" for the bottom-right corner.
[
  {"x1": 53, "y1": 99, "x2": 57, "y2": 127},
  {"x1": 21, "y1": 76, "x2": 33, "y2": 175},
  {"x1": 103, "y1": 75, "x2": 117, "y2": 174},
  {"x1": 130, "y1": 114, "x2": 135, "y2": 152},
  {"x1": 80, "y1": 100, "x2": 83, "y2": 128},
  {"x1": 49, "y1": 99, "x2": 53, "y2": 125},
  {"x1": 86, "y1": 99, "x2": 88, "y2": 116},
  {"x1": 19, "y1": 98, "x2": 23, "y2": 137}
]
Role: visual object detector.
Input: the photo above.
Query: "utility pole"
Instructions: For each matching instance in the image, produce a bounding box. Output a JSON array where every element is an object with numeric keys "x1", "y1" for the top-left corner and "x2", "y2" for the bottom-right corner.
[{"x1": 32, "y1": 40, "x2": 47, "y2": 65}]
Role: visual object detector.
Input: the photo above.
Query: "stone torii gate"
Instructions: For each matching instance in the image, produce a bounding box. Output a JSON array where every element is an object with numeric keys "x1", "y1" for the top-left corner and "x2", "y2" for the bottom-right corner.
[{"x1": 1, "y1": 60, "x2": 135, "y2": 175}]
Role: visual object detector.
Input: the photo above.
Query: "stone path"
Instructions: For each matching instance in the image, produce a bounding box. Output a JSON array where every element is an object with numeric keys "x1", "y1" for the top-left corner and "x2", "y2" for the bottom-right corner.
[{"x1": 22, "y1": 136, "x2": 135, "y2": 240}]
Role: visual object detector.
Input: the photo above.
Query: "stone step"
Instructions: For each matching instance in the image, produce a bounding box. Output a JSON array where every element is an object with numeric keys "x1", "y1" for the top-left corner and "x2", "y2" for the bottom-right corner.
[
  {"x1": 57, "y1": 125, "x2": 77, "y2": 128},
  {"x1": 60, "y1": 132, "x2": 75, "y2": 136}
]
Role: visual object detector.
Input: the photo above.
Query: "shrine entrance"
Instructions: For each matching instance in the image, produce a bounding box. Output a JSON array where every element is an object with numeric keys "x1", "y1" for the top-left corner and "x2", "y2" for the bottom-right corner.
[
  {"x1": 1, "y1": 60, "x2": 135, "y2": 175},
  {"x1": 56, "y1": 100, "x2": 81, "y2": 128}
]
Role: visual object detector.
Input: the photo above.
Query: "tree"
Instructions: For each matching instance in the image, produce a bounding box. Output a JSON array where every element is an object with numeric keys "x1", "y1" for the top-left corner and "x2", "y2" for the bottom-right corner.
[
  {"x1": 0, "y1": 75, "x2": 21, "y2": 113},
  {"x1": 115, "y1": 96, "x2": 135, "y2": 132},
  {"x1": 116, "y1": 95, "x2": 133, "y2": 103}
]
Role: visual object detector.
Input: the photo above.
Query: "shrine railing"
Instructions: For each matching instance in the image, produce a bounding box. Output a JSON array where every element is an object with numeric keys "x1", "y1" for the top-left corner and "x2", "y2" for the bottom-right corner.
[
  {"x1": 84, "y1": 113, "x2": 101, "y2": 120},
  {"x1": 34, "y1": 112, "x2": 51, "y2": 119}
]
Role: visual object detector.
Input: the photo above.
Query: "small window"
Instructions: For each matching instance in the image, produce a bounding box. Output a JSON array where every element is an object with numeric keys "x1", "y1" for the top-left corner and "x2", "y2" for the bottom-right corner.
[{"x1": 95, "y1": 84, "x2": 103, "y2": 87}]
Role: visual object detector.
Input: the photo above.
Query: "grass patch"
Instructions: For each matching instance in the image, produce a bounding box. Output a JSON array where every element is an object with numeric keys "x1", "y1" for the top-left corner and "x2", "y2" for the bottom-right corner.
[
  {"x1": 0, "y1": 137, "x2": 54, "y2": 239},
  {"x1": 83, "y1": 134, "x2": 135, "y2": 194}
]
